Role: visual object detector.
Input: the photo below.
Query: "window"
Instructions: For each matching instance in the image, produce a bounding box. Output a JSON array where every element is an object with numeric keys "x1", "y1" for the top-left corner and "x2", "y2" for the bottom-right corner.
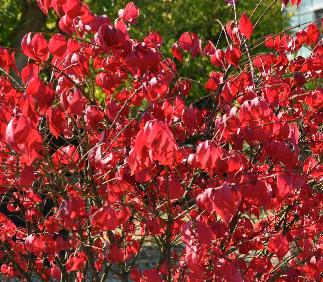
[{"x1": 315, "y1": 9, "x2": 323, "y2": 20}]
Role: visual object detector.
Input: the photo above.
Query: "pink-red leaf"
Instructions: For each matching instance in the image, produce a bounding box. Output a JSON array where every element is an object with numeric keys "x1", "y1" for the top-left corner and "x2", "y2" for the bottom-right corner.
[
  {"x1": 178, "y1": 32, "x2": 201, "y2": 57},
  {"x1": 239, "y1": 13, "x2": 253, "y2": 40},
  {"x1": 172, "y1": 43, "x2": 183, "y2": 63},
  {"x1": 196, "y1": 183, "x2": 241, "y2": 226},
  {"x1": 118, "y1": 2, "x2": 140, "y2": 24},
  {"x1": 48, "y1": 34, "x2": 67, "y2": 57},
  {"x1": 91, "y1": 206, "x2": 119, "y2": 230},
  {"x1": 20, "y1": 166, "x2": 35, "y2": 187}
]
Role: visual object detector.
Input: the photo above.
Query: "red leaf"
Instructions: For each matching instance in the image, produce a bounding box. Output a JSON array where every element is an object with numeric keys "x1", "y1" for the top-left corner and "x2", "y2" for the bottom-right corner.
[
  {"x1": 58, "y1": 15, "x2": 74, "y2": 35},
  {"x1": 0, "y1": 264, "x2": 14, "y2": 277},
  {"x1": 52, "y1": 145, "x2": 80, "y2": 166},
  {"x1": 26, "y1": 78, "x2": 55, "y2": 114},
  {"x1": 203, "y1": 40, "x2": 216, "y2": 56},
  {"x1": 46, "y1": 107, "x2": 68, "y2": 139},
  {"x1": 225, "y1": 44, "x2": 241, "y2": 67},
  {"x1": 66, "y1": 252, "x2": 87, "y2": 272},
  {"x1": 268, "y1": 234, "x2": 289, "y2": 260},
  {"x1": 142, "y1": 269, "x2": 162, "y2": 282},
  {"x1": 118, "y1": 2, "x2": 140, "y2": 24},
  {"x1": 159, "y1": 177, "x2": 185, "y2": 200},
  {"x1": 239, "y1": 13, "x2": 253, "y2": 40},
  {"x1": 282, "y1": 0, "x2": 302, "y2": 7},
  {"x1": 210, "y1": 49, "x2": 226, "y2": 68},
  {"x1": 5, "y1": 115, "x2": 32, "y2": 146},
  {"x1": 61, "y1": 0, "x2": 82, "y2": 20},
  {"x1": 226, "y1": 21, "x2": 241, "y2": 45},
  {"x1": 95, "y1": 23, "x2": 128, "y2": 51},
  {"x1": 172, "y1": 43, "x2": 183, "y2": 63},
  {"x1": 276, "y1": 173, "x2": 306, "y2": 200},
  {"x1": 35, "y1": 0, "x2": 51, "y2": 15},
  {"x1": 49, "y1": 265, "x2": 61, "y2": 281},
  {"x1": 289, "y1": 123, "x2": 299, "y2": 145},
  {"x1": 296, "y1": 30, "x2": 307, "y2": 45},
  {"x1": 227, "y1": 152, "x2": 247, "y2": 176},
  {"x1": 21, "y1": 32, "x2": 49, "y2": 61},
  {"x1": 189, "y1": 141, "x2": 227, "y2": 177},
  {"x1": 144, "y1": 32, "x2": 163, "y2": 48},
  {"x1": 21, "y1": 63, "x2": 40, "y2": 84},
  {"x1": 264, "y1": 35, "x2": 275, "y2": 49},
  {"x1": 108, "y1": 245, "x2": 124, "y2": 262},
  {"x1": 20, "y1": 166, "x2": 35, "y2": 187},
  {"x1": 25, "y1": 234, "x2": 46, "y2": 254},
  {"x1": 60, "y1": 89, "x2": 85, "y2": 116},
  {"x1": 48, "y1": 34, "x2": 67, "y2": 57},
  {"x1": 240, "y1": 175, "x2": 271, "y2": 208},
  {"x1": 84, "y1": 105, "x2": 104, "y2": 128},
  {"x1": 205, "y1": 71, "x2": 223, "y2": 92},
  {"x1": 178, "y1": 32, "x2": 201, "y2": 57},
  {"x1": 306, "y1": 23, "x2": 320, "y2": 45},
  {"x1": 196, "y1": 183, "x2": 241, "y2": 226},
  {"x1": 186, "y1": 250, "x2": 204, "y2": 279},
  {"x1": 0, "y1": 48, "x2": 18, "y2": 74},
  {"x1": 196, "y1": 220, "x2": 216, "y2": 244},
  {"x1": 91, "y1": 206, "x2": 119, "y2": 230},
  {"x1": 303, "y1": 157, "x2": 323, "y2": 181},
  {"x1": 128, "y1": 120, "x2": 180, "y2": 173},
  {"x1": 58, "y1": 197, "x2": 86, "y2": 230}
]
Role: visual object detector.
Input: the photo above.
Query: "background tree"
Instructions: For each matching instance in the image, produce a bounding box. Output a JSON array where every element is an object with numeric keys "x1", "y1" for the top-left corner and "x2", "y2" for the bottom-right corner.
[{"x1": 1, "y1": 0, "x2": 288, "y2": 70}]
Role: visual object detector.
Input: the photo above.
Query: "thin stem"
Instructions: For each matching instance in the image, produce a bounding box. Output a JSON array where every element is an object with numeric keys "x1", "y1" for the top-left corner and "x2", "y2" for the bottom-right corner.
[{"x1": 253, "y1": 0, "x2": 278, "y2": 30}]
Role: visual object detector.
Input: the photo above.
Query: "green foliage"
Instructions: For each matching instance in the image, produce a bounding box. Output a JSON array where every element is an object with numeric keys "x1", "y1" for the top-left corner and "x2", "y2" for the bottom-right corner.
[
  {"x1": 0, "y1": 0, "x2": 288, "y2": 47},
  {"x1": 86, "y1": 0, "x2": 288, "y2": 49},
  {"x1": 0, "y1": 0, "x2": 289, "y2": 98},
  {"x1": 86, "y1": 0, "x2": 287, "y2": 98},
  {"x1": 0, "y1": 0, "x2": 24, "y2": 46}
]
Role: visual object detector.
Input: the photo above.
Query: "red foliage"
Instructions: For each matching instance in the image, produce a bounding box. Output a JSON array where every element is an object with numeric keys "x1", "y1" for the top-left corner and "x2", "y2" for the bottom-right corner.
[
  {"x1": 0, "y1": 0, "x2": 322, "y2": 281},
  {"x1": 239, "y1": 13, "x2": 253, "y2": 40}
]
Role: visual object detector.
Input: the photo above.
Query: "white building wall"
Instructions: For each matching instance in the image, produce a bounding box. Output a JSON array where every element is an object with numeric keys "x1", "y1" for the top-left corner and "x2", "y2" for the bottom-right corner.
[
  {"x1": 289, "y1": 0, "x2": 323, "y2": 28},
  {"x1": 288, "y1": 0, "x2": 323, "y2": 56}
]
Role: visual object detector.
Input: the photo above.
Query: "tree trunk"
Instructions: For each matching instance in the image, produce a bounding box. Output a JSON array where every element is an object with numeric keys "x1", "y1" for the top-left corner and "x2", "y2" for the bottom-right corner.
[{"x1": 11, "y1": 1, "x2": 46, "y2": 70}]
